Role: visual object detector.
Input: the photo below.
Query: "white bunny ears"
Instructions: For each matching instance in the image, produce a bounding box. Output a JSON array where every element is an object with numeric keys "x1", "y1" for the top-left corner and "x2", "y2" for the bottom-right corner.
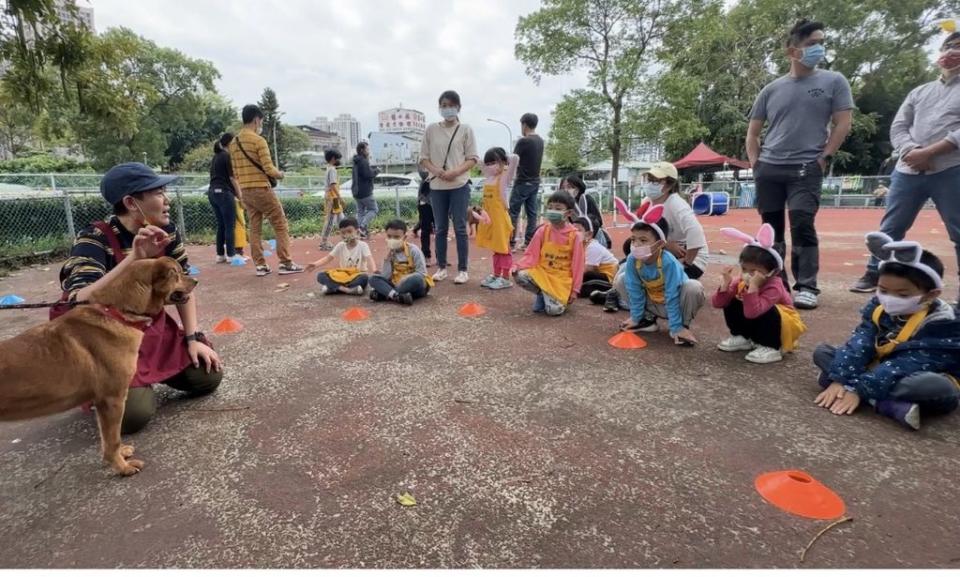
[
  {"x1": 720, "y1": 223, "x2": 784, "y2": 272},
  {"x1": 613, "y1": 197, "x2": 666, "y2": 240},
  {"x1": 866, "y1": 232, "x2": 943, "y2": 289}
]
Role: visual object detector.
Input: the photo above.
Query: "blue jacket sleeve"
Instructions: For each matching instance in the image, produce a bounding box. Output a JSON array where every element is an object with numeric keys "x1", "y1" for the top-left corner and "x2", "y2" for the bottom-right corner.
[
  {"x1": 853, "y1": 350, "x2": 941, "y2": 401},
  {"x1": 662, "y1": 254, "x2": 685, "y2": 334},
  {"x1": 624, "y1": 256, "x2": 647, "y2": 324},
  {"x1": 828, "y1": 301, "x2": 880, "y2": 387}
]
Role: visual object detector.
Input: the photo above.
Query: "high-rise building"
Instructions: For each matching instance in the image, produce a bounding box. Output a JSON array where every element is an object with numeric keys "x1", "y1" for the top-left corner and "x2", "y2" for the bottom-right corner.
[
  {"x1": 378, "y1": 107, "x2": 425, "y2": 137},
  {"x1": 310, "y1": 114, "x2": 360, "y2": 154}
]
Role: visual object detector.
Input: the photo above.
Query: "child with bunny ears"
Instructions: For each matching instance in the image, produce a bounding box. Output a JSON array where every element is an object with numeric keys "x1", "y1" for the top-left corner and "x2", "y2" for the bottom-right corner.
[
  {"x1": 712, "y1": 224, "x2": 807, "y2": 364},
  {"x1": 812, "y1": 232, "x2": 960, "y2": 430},
  {"x1": 618, "y1": 204, "x2": 705, "y2": 346}
]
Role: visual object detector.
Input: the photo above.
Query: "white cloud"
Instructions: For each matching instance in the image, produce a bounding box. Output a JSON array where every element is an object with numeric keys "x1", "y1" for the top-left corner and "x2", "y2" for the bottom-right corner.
[{"x1": 89, "y1": 0, "x2": 589, "y2": 152}]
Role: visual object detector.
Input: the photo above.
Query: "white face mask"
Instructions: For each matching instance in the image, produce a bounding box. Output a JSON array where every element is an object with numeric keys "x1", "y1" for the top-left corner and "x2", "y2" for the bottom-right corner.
[
  {"x1": 439, "y1": 107, "x2": 459, "y2": 120},
  {"x1": 631, "y1": 244, "x2": 652, "y2": 259},
  {"x1": 643, "y1": 183, "x2": 665, "y2": 200},
  {"x1": 876, "y1": 292, "x2": 925, "y2": 316},
  {"x1": 386, "y1": 238, "x2": 404, "y2": 251}
]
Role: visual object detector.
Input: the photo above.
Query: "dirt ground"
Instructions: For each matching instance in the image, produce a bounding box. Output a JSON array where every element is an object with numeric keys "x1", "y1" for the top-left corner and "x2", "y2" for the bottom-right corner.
[{"x1": 0, "y1": 207, "x2": 958, "y2": 569}]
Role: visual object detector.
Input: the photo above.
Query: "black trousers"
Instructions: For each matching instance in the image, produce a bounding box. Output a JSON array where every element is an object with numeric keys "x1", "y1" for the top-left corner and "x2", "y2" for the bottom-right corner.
[
  {"x1": 723, "y1": 299, "x2": 782, "y2": 349},
  {"x1": 416, "y1": 203, "x2": 435, "y2": 259}
]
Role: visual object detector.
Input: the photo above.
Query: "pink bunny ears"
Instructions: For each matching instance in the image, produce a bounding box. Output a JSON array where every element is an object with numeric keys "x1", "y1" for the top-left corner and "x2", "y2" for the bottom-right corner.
[
  {"x1": 721, "y1": 223, "x2": 784, "y2": 272},
  {"x1": 613, "y1": 197, "x2": 665, "y2": 240}
]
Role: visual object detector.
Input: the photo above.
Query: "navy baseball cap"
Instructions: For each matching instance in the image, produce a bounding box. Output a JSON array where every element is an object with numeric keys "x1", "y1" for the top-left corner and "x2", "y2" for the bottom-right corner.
[{"x1": 100, "y1": 162, "x2": 179, "y2": 205}]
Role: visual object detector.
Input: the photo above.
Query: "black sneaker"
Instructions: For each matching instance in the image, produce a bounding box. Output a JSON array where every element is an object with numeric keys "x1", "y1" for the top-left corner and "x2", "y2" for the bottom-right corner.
[
  {"x1": 398, "y1": 292, "x2": 414, "y2": 306},
  {"x1": 627, "y1": 318, "x2": 659, "y2": 333},
  {"x1": 849, "y1": 271, "x2": 879, "y2": 293},
  {"x1": 603, "y1": 290, "x2": 620, "y2": 313},
  {"x1": 589, "y1": 290, "x2": 607, "y2": 306}
]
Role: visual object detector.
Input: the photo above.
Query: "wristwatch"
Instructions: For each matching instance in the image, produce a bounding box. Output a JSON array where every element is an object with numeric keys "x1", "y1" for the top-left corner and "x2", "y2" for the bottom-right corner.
[{"x1": 185, "y1": 331, "x2": 205, "y2": 343}]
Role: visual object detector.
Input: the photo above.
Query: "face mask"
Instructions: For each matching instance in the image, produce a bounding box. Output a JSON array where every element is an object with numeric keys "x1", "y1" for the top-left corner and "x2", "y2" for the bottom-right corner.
[
  {"x1": 545, "y1": 209, "x2": 566, "y2": 224},
  {"x1": 631, "y1": 244, "x2": 652, "y2": 259},
  {"x1": 643, "y1": 183, "x2": 665, "y2": 200},
  {"x1": 439, "y1": 107, "x2": 459, "y2": 120},
  {"x1": 386, "y1": 238, "x2": 404, "y2": 251},
  {"x1": 938, "y1": 49, "x2": 960, "y2": 71},
  {"x1": 876, "y1": 292, "x2": 925, "y2": 316},
  {"x1": 799, "y1": 44, "x2": 825, "y2": 69},
  {"x1": 342, "y1": 235, "x2": 357, "y2": 244}
]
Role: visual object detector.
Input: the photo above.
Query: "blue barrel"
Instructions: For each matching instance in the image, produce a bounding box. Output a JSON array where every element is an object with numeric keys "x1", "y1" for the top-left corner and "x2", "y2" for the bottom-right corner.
[{"x1": 692, "y1": 192, "x2": 729, "y2": 216}]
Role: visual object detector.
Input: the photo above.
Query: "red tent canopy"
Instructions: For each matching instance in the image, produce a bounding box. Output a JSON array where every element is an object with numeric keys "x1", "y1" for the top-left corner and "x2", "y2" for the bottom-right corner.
[{"x1": 673, "y1": 142, "x2": 749, "y2": 170}]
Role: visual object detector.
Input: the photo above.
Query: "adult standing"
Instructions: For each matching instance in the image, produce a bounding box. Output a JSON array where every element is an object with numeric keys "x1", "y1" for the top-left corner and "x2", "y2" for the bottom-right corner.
[
  {"x1": 560, "y1": 175, "x2": 610, "y2": 249},
  {"x1": 351, "y1": 142, "x2": 380, "y2": 238},
  {"x1": 419, "y1": 90, "x2": 479, "y2": 285},
  {"x1": 850, "y1": 32, "x2": 960, "y2": 294},
  {"x1": 510, "y1": 113, "x2": 545, "y2": 251},
  {"x1": 746, "y1": 19, "x2": 854, "y2": 310},
  {"x1": 56, "y1": 163, "x2": 223, "y2": 433},
  {"x1": 208, "y1": 133, "x2": 242, "y2": 263},
  {"x1": 229, "y1": 104, "x2": 304, "y2": 277}
]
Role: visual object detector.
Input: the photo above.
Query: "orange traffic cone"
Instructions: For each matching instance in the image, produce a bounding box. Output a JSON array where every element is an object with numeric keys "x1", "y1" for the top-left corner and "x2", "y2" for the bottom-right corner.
[
  {"x1": 342, "y1": 307, "x2": 370, "y2": 322},
  {"x1": 755, "y1": 470, "x2": 845, "y2": 520},
  {"x1": 212, "y1": 317, "x2": 244, "y2": 335},
  {"x1": 608, "y1": 331, "x2": 647, "y2": 349},
  {"x1": 458, "y1": 302, "x2": 487, "y2": 317}
]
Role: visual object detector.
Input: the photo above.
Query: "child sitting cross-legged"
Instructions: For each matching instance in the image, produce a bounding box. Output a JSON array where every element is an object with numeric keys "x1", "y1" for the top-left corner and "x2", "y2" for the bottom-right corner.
[
  {"x1": 306, "y1": 217, "x2": 377, "y2": 296},
  {"x1": 618, "y1": 204, "x2": 705, "y2": 346},
  {"x1": 812, "y1": 232, "x2": 960, "y2": 430},
  {"x1": 572, "y1": 216, "x2": 618, "y2": 297},
  {"x1": 369, "y1": 219, "x2": 434, "y2": 306},
  {"x1": 712, "y1": 224, "x2": 806, "y2": 364}
]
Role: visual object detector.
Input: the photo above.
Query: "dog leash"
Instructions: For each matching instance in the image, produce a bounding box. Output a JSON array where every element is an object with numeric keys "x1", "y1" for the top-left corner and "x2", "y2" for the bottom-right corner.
[{"x1": 0, "y1": 300, "x2": 89, "y2": 311}]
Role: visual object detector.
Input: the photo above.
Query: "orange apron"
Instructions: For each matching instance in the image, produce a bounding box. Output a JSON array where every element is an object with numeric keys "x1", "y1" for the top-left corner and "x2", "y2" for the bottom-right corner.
[{"x1": 735, "y1": 281, "x2": 807, "y2": 352}]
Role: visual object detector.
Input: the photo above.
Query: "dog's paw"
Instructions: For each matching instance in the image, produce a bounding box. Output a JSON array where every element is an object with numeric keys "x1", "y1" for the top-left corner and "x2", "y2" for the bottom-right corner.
[
  {"x1": 120, "y1": 444, "x2": 136, "y2": 458},
  {"x1": 115, "y1": 459, "x2": 144, "y2": 476}
]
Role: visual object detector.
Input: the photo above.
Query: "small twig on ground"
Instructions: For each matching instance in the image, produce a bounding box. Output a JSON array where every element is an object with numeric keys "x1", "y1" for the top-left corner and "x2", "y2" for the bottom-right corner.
[
  {"x1": 800, "y1": 516, "x2": 853, "y2": 563},
  {"x1": 185, "y1": 406, "x2": 251, "y2": 413},
  {"x1": 33, "y1": 463, "x2": 66, "y2": 489},
  {"x1": 453, "y1": 398, "x2": 476, "y2": 404}
]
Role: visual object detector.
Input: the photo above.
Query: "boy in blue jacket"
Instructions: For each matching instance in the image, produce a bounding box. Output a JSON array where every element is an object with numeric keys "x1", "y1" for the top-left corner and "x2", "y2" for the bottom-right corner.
[
  {"x1": 618, "y1": 205, "x2": 705, "y2": 346},
  {"x1": 814, "y1": 232, "x2": 960, "y2": 430}
]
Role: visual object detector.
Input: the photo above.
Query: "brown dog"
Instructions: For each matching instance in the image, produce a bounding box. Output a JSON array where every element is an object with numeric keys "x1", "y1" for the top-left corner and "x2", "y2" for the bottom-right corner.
[{"x1": 0, "y1": 257, "x2": 197, "y2": 476}]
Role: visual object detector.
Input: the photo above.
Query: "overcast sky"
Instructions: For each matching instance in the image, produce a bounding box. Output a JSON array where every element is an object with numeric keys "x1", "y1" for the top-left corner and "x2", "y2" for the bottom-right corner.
[{"x1": 89, "y1": 0, "x2": 590, "y2": 153}]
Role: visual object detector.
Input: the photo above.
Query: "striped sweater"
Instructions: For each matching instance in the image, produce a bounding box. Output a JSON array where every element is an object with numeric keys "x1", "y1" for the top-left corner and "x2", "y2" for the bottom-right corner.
[
  {"x1": 228, "y1": 127, "x2": 282, "y2": 190},
  {"x1": 59, "y1": 216, "x2": 188, "y2": 300}
]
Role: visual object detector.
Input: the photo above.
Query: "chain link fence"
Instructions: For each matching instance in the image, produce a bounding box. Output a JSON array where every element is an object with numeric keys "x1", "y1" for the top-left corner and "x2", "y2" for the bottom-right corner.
[{"x1": 0, "y1": 172, "x2": 914, "y2": 266}]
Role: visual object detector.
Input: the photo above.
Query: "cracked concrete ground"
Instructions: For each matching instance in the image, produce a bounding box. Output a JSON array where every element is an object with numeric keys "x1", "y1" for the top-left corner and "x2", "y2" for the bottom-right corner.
[{"x1": 0, "y1": 208, "x2": 958, "y2": 568}]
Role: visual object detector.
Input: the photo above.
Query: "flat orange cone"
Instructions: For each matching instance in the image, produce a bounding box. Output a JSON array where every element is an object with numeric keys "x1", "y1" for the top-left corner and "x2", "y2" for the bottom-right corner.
[
  {"x1": 608, "y1": 331, "x2": 647, "y2": 349},
  {"x1": 755, "y1": 470, "x2": 845, "y2": 520},
  {"x1": 342, "y1": 307, "x2": 370, "y2": 322},
  {"x1": 459, "y1": 302, "x2": 486, "y2": 317},
  {"x1": 212, "y1": 317, "x2": 244, "y2": 335}
]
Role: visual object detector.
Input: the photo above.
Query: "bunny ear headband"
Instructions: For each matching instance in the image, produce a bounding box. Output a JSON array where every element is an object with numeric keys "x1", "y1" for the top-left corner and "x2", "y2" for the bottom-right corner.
[
  {"x1": 866, "y1": 232, "x2": 943, "y2": 289},
  {"x1": 613, "y1": 197, "x2": 665, "y2": 240},
  {"x1": 720, "y1": 223, "x2": 784, "y2": 272}
]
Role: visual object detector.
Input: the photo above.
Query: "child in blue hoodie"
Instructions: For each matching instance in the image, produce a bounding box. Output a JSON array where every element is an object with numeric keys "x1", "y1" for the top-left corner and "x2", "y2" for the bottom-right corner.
[
  {"x1": 813, "y1": 232, "x2": 960, "y2": 430},
  {"x1": 619, "y1": 204, "x2": 705, "y2": 346}
]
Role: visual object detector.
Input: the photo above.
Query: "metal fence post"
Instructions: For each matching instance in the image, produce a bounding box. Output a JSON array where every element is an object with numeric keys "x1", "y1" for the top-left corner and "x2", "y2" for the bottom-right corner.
[
  {"x1": 176, "y1": 188, "x2": 187, "y2": 241},
  {"x1": 395, "y1": 186, "x2": 400, "y2": 218},
  {"x1": 55, "y1": 174, "x2": 76, "y2": 240}
]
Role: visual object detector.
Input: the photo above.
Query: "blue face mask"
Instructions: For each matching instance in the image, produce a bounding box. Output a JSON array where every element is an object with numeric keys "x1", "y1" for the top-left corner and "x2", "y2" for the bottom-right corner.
[{"x1": 800, "y1": 44, "x2": 825, "y2": 69}]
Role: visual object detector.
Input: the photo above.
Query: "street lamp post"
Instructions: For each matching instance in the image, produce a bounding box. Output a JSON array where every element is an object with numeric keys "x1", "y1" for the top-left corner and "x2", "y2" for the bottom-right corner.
[
  {"x1": 487, "y1": 118, "x2": 513, "y2": 152},
  {"x1": 272, "y1": 112, "x2": 285, "y2": 166}
]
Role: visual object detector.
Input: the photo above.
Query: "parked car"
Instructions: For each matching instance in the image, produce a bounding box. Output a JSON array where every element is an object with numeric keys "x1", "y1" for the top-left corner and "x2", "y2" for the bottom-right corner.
[
  {"x1": 191, "y1": 184, "x2": 304, "y2": 198},
  {"x1": 319, "y1": 173, "x2": 421, "y2": 199}
]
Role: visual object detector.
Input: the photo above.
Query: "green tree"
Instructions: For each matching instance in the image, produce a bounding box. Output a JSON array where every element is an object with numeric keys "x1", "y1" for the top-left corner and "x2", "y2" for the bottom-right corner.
[
  {"x1": 547, "y1": 89, "x2": 611, "y2": 172},
  {"x1": 516, "y1": 0, "x2": 683, "y2": 182},
  {"x1": 279, "y1": 123, "x2": 310, "y2": 170},
  {"x1": 258, "y1": 87, "x2": 283, "y2": 167}
]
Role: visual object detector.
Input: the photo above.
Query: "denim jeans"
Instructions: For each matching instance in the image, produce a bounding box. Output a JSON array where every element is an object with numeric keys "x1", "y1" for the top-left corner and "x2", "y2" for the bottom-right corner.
[
  {"x1": 509, "y1": 180, "x2": 541, "y2": 246},
  {"x1": 355, "y1": 196, "x2": 379, "y2": 231},
  {"x1": 754, "y1": 160, "x2": 824, "y2": 294},
  {"x1": 207, "y1": 188, "x2": 237, "y2": 257},
  {"x1": 430, "y1": 184, "x2": 470, "y2": 272},
  {"x1": 865, "y1": 166, "x2": 960, "y2": 282},
  {"x1": 316, "y1": 272, "x2": 369, "y2": 292},
  {"x1": 369, "y1": 273, "x2": 430, "y2": 300}
]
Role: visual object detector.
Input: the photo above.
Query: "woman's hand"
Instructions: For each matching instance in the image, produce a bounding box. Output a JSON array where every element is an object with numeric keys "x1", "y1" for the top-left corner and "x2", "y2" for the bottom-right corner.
[
  {"x1": 132, "y1": 225, "x2": 172, "y2": 260},
  {"x1": 188, "y1": 341, "x2": 221, "y2": 374}
]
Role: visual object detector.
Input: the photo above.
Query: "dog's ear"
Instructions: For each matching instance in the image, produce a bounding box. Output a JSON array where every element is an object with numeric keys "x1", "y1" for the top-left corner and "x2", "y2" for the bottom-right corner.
[
  {"x1": 147, "y1": 258, "x2": 181, "y2": 313},
  {"x1": 89, "y1": 259, "x2": 154, "y2": 311}
]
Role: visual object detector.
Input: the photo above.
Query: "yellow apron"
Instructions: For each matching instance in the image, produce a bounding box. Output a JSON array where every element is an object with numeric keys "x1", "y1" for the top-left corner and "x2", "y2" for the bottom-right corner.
[
  {"x1": 598, "y1": 261, "x2": 618, "y2": 283},
  {"x1": 327, "y1": 268, "x2": 361, "y2": 284},
  {"x1": 636, "y1": 254, "x2": 666, "y2": 304},
  {"x1": 734, "y1": 281, "x2": 807, "y2": 352},
  {"x1": 476, "y1": 182, "x2": 513, "y2": 254},
  {"x1": 528, "y1": 228, "x2": 577, "y2": 303},
  {"x1": 870, "y1": 306, "x2": 960, "y2": 390},
  {"x1": 234, "y1": 198, "x2": 247, "y2": 250},
  {"x1": 391, "y1": 243, "x2": 435, "y2": 288},
  {"x1": 328, "y1": 183, "x2": 343, "y2": 215}
]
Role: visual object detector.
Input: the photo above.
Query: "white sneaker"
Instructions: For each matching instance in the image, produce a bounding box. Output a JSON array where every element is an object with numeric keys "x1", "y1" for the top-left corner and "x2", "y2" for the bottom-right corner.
[
  {"x1": 318, "y1": 285, "x2": 329, "y2": 295},
  {"x1": 718, "y1": 335, "x2": 755, "y2": 352},
  {"x1": 433, "y1": 269, "x2": 448, "y2": 282},
  {"x1": 745, "y1": 346, "x2": 783, "y2": 364},
  {"x1": 481, "y1": 274, "x2": 497, "y2": 288},
  {"x1": 794, "y1": 291, "x2": 818, "y2": 310},
  {"x1": 352, "y1": 285, "x2": 365, "y2": 295},
  {"x1": 454, "y1": 271, "x2": 469, "y2": 285},
  {"x1": 216, "y1": 255, "x2": 228, "y2": 264}
]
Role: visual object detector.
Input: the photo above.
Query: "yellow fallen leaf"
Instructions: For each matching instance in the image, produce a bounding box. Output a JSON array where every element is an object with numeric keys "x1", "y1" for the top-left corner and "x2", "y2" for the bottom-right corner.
[
  {"x1": 395, "y1": 492, "x2": 417, "y2": 507},
  {"x1": 277, "y1": 283, "x2": 290, "y2": 289}
]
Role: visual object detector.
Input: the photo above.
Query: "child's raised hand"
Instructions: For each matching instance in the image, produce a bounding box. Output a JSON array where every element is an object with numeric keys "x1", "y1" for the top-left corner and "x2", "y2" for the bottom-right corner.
[
  {"x1": 748, "y1": 270, "x2": 766, "y2": 291},
  {"x1": 721, "y1": 265, "x2": 735, "y2": 287}
]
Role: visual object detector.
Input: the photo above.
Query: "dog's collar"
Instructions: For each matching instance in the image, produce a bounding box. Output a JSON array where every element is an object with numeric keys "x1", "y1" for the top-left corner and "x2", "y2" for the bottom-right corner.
[{"x1": 94, "y1": 304, "x2": 153, "y2": 331}]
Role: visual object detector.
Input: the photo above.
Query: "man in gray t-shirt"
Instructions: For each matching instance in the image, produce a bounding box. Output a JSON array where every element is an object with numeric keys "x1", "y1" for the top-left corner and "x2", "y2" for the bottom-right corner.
[{"x1": 746, "y1": 19, "x2": 854, "y2": 310}]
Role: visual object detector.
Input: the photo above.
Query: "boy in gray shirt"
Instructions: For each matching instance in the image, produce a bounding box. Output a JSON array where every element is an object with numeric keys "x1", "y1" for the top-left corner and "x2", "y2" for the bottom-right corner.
[{"x1": 746, "y1": 18, "x2": 854, "y2": 310}]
